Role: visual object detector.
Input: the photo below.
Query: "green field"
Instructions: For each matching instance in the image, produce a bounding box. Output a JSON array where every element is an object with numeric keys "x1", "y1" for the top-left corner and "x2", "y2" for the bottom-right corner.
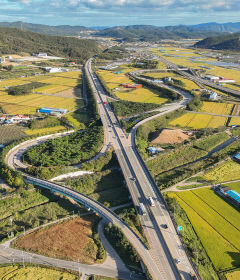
[
  {"x1": 0, "y1": 125, "x2": 27, "y2": 144},
  {"x1": 169, "y1": 188, "x2": 240, "y2": 271}
]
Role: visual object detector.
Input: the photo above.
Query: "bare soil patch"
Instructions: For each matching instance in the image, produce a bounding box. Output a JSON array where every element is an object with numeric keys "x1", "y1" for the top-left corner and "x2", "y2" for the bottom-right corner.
[
  {"x1": 151, "y1": 128, "x2": 189, "y2": 144},
  {"x1": 13, "y1": 217, "x2": 98, "y2": 264}
]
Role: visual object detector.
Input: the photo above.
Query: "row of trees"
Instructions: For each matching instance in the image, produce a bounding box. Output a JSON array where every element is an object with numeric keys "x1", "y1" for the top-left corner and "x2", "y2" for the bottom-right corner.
[{"x1": 7, "y1": 82, "x2": 45, "y2": 96}]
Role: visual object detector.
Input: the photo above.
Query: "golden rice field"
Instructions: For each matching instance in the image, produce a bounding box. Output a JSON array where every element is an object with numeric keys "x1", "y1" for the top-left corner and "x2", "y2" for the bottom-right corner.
[
  {"x1": 0, "y1": 71, "x2": 82, "y2": 114},
  {"x1": 204, "y1": 160, "x2": 240, "y2": 182},
  {"x1": 40, "y1": 77, "x2": 79, "y2": 87},
  {"x1": 0, "y1": 92, "x2": 78, "y2": 114},
  {"x1": 0, "y1": 266, "x2": 77, "y2": 280},
  {"x1": 34, "y1": 84, "x2": 71, "y2": 94},
  {"x1": 226, "y1": 271, "x2": 240, "y2": 280},
  {"x1": 53, "y1": 71, "x2": 82, "y2": 78},
  {"x1": 115, "y1": 87, "x2": 167, "y2": 104},
  {"x1": 97, "y1": 70, "x2": 132, "y2": 89},
  {"x1": 206, "y1": 66, "x2": 240, "y2": 85},
  {"x1": 168, "y1": 189, "x2": 240, "y2": 270},
  {"x1": 170, "y1": 113, "x2": 227, "y2": 129},
  {"x1": 200, "y1": 102, "x2": 234, "y2": 115},
  {"x1": 25, "y1": 126, "x2": 66, "y2": 136},
  {"x1": 229, "y1": 117, "x2": 240, "y2": 126},
  {"x1": 0, "y1": 78, "x2": 29, "y2": 89}
]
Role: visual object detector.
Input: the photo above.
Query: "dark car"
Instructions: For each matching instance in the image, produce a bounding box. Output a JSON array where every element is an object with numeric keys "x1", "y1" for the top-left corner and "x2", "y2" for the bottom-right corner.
[{"x1": 161, "y1": 224, "x2": 168, "y2": 229}]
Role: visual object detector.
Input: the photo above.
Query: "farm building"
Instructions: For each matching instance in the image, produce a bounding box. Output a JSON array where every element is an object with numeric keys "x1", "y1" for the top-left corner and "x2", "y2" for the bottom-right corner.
[
  {"x1": 225, "y1": 190, "x2": 240, "y2": 206},
  {"x1": 147, "y1": 146, "x2": 164, "y2": 155},
  {"x1": 233, "y1": 153, "x2": 240, "y2": 163},
  {"x1": 209, "y1": 92, "x2": 218, "y2": 100},
  {"x1": 163, "y1": 77, "x2": 172, "y2": 83},
  {"x1": 42, "y1": 67, "x2": 62, "y2": 73},
  {"x1": 122, "y1": 84, "x2": 142, "y2": 89},
  {"x1": 38, "y1": 107, "x2": 68, "y2": 115}
]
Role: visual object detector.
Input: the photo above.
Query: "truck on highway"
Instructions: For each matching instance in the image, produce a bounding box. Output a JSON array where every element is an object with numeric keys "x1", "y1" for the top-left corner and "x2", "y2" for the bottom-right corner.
[{"x1": 139, "y1": 203, "x2": 146, "y2": 215}]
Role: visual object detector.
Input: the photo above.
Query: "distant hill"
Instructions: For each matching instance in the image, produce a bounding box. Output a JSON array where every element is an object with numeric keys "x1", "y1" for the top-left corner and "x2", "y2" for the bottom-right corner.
[
  {"x1": 95, "y1": 25, "x2": 223, "y2": 41},
  {"x1": 0, "y1": 21, "x2": 91, "y2": 36},
  {"x1": 194, "y1": 33, "x2": 240, "y2": 52},
  {"x1": 0, "y1": 27, "x2": 99, "y2": 62},
  {"x1": 190, "y1": 22, "x2": 240, "y2": 33}
]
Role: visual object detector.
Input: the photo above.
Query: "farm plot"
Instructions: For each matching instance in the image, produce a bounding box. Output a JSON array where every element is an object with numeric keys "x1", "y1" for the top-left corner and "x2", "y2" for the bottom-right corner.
[
  {"x1": 0, "y1": 125, "x2": 27, "y2": 144},
  {"x1": 204, "y1": 160, "x2": 240, "y2": 182},
  {"x1": 40, "y1": 77, "x2": 79, "y2": 87},
  {"x1": 232, "y1": 104, "x2": 240, "y2": 116},
  {"x1": 170, "y1": 113, "x2": 227, "y2": 129},
  {"x1": 169, "y1": 192, "x2": 240, "y2": 270},
  {"x1": 34, "y1": 84, "x2": 70, "y2": 94},
  {"x1": 192, "y1": 188, "x2": 240, "y2": 230},
  {"x1": 115, "y1": 87, "x2": 167, "y2": 104},
  {"x1": 0, "y1": 78, "x2": 30, "y2": 89},
  {"x1": 13, "y1": 217, "x2": 99, "y2": 264},
  {"x1": 0, "y1": 266, "x2": 77, "y2": 280},
  {"x1": 0, "y1": 93, "x2": 78, "y2": 113},
  {"x1": 200, "y1": 102, "x2": 233, "y2": 115},
  {"x1": 229, "y1": 117, "x2": 240, "y2": 126},
  {"x1": 97, "y1": 70, "x2": 132, "y2": 90},
  {"x1": 54, "y1": 70, "x2": 81, "y2": 79}
]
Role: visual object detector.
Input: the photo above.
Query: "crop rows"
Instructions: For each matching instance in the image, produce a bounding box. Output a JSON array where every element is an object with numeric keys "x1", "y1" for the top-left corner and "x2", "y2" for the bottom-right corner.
[{"x1": 200, "y1": 102, "x2": 233, "y2": 115}]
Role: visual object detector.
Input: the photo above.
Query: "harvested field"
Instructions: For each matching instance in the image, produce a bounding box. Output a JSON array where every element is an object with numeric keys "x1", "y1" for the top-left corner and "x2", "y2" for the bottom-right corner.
[
  {"x1": 151, "y1": 128, "x2": 189, "y2": 144},
  {"x1": 13, "y1": 217, "x2": 99, "y2": 264},
  {"x1": 49, "y1": 87, "x2": 82, "y2": 98}
]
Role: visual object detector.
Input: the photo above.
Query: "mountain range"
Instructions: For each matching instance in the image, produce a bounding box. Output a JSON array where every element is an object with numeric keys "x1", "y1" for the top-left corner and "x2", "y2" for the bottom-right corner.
[{"x1": 1, "y1": 21, "x2": 240, "y2": 41}]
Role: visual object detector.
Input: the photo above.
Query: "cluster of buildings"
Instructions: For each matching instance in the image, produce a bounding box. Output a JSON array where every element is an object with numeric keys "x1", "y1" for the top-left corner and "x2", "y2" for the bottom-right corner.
[
  {"x1": 0, "y1": 114, "x2": 31, "y2": 125},
  {"x1": 122, "y1": 83, "x2": 142, "y2": 89},
  {"x1": 205, "y1": 75, "x2": 235, "y2": 84}
]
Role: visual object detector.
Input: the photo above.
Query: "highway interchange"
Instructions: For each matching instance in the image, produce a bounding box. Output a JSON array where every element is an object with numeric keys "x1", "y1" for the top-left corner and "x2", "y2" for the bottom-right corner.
[{"x1": 3, "y1": 58, "x2": 199, "y2": 280}]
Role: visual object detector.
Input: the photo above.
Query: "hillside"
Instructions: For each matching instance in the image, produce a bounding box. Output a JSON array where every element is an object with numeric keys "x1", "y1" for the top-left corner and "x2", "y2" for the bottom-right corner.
[
  {"x1": 191, "y1": 22, "x2": 240, "y2": 33},
  {"x1": 194, "y1": 33, "x2": 240, "y2": 51},
  {"x1": 95, "y1": 25, "x2": 222, "y2": 41},
  {"x1": 0, "y1": 21, "x2": 91, "y2": 36},
  {"x1": 0, "y1": 27, "x2": 99, "y2": 62}
]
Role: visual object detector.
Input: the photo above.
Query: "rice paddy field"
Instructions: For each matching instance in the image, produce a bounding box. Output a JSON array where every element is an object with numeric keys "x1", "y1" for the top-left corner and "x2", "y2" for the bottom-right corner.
[
  {"x1": 204, "y1": 160, "x2": 240, "y2": 182},
  {"x1": 0, "y1": 266, "x2": 78, "y2": 280},
  {"x1": 225, "y1": 271, "x2": 240, "y2": 280},
  {"x1": 200, "y1": 102, "x2": 234, "y2": 115},
  {"x1": 115, "y1": 87, "x2": 167, "y2": 104},
  {"x1": 97, "y1": 69, "x2": 168, "y2": 104},
  {"x1": 229, "y1": 117, "x2": 240, "y2": 126},
  {"x1": 0, "y1": 125, "x2": 27, "y2": 144},
  {"x1": 0, "y1": 71, "x2": 82, "y2": 114},
  {"x1": 170, "y1": 112, "x2": 227, "y2": 129},
  {"x1": 168, "y1": 188, "x2": 240, "y2": 271}
]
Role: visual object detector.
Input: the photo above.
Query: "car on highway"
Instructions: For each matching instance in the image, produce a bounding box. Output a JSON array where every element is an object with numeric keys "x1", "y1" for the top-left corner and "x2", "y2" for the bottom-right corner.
[
  {"x1": 148, "y1": 196, "x2": 155, "y2": 206},
  {"x1": 175, "y1": 258, "x2": 180, "y2": 264},
  {"x1": 161, "y1": 224, "x2": 168, "y2": 229},
  {"x1": 131, "y1": 177, "x2": 136, "y2": 182}
]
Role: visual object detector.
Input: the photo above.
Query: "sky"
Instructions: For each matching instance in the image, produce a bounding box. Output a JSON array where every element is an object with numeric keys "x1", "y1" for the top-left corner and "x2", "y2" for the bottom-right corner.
[{"x1": 0, "y1": 0, "x2": 240, "y2": 27}]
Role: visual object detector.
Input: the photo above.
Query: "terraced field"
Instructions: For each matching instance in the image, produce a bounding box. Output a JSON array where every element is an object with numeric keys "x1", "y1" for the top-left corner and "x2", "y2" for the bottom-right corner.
[
  {"x1": 0, "y1": 78, "x2": 30, "y2": 89},
  {"x1": 200, "y1": 102, "x2": 234, "y2": 115},
  {"x1": 168, "y1": 188, "x2": 240, "y2": 271},
  {"x1": 204, "y1": 160, "x2": 240, "y2": 182},
  {"x1": 170, "y1": 112, "x2": 227, "y2": 129}
]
